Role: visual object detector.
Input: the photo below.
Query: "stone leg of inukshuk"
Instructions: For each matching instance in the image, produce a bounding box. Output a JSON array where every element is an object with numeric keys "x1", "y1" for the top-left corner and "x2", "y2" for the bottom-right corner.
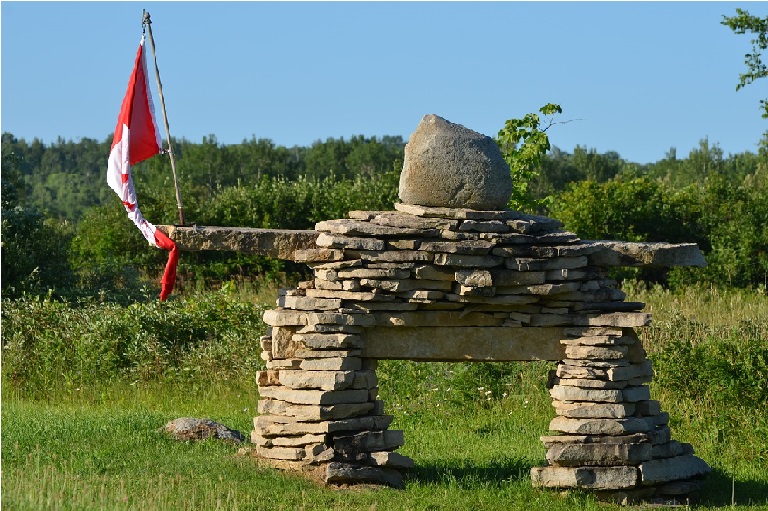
[
  {"x1": 247, "y1": 114, "x2": 710, "y2": 497},
  {"x1": 255, "y1": 305, "x2": 409, "y2": 488},
  {"x1": 533, "y1": 325, "x2": 711, "y2": 501}
]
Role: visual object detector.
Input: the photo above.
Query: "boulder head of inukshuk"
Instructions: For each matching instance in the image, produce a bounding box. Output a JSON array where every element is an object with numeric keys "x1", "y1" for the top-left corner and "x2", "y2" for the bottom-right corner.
[{"x1": 398, "y1": 114, "x2": 512, "y2": 210}]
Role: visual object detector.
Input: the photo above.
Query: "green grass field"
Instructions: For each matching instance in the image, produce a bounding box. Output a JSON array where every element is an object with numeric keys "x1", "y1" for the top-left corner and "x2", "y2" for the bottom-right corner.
[{"x1": 2, "y1": 284, "x2": 767, "y2": 510}]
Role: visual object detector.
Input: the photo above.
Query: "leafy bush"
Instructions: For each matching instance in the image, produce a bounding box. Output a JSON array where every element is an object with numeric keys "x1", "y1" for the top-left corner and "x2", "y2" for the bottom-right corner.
[
  {"x1": 1, "y1": 151, "x2": 76, "y2": 298},
  {"x1": 199, "y1": 171, "x2": 400, "y2": 230},
  {"x1": 649, "y1": 312, "x2": 768, "y2": 405},
  {"x1": 551, "y1": 169, "x2": 768, "y2": 289},
  {"x1": 1, "y1": 292, "x2": 266, "y2": 396}
]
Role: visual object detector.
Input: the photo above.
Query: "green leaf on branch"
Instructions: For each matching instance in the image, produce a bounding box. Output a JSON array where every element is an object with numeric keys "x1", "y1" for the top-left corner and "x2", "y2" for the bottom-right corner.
[{"x1": 496, "y1": 103, "x2": 562, "y2": 212}]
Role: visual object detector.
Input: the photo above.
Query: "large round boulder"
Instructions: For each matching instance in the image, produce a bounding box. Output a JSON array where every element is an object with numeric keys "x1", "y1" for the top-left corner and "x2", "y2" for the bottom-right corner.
[{"x1": 398, "y1": 114, "x2": 512, "y2": 210}]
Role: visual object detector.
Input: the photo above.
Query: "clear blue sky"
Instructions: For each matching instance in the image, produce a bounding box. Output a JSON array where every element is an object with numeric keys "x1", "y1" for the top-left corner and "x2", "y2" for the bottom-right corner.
[{"x1": 2, "y1": 1, "x2": 765, "y2": 164}]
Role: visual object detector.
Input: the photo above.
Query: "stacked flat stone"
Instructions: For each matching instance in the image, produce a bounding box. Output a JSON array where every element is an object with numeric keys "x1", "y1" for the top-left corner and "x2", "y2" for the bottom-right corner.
[
  {"x1": 534, "y1": 327, "x2": 710, "y2": 501},
  {"x1": 253, "y1": 202, "x2": 709, "y2": 495}
]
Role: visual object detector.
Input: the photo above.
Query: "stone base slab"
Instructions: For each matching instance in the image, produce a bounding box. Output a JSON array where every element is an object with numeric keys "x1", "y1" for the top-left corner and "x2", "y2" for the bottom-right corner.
[
  {"x1": 640, "y1": 455, "x2": 711, "y2": 485},
  {"x1": 531, "y1": 465, "x2": 639, "y2": 490}
]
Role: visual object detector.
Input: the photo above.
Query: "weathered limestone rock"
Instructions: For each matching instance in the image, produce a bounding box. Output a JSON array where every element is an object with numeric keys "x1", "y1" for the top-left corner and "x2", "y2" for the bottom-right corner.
[
  {"x1": 316, "y1": 232, "x2": 385, "y2": 251},
  {"x1": 398, "y1": 114, "x2": 512, "y2": 210},
  {"x1": 316, "y1": 218, "x2": 439, "y2": 238},
  {"x1": 455, "y1": 269, "x2": 494, "y2": 287},
  {"x1": 552, "y1": 377, "x2": 627, "y2": 389},
  {"x1": 293, "y1": 248, "x2": 345, "y2": 263},
  {"x1": 639, "y1": 455, "x2": 710, "y2": 485},
  {"x1": 546, "y1": 441, "x2": 652, "y2": 466},
  {"x1": 300, "y1": 357, "x2": 363, "y2": 371},
  {"x1": 651, "y1": 440, "x2": 685, "y2": 459},
  {"x1": 160, "y1": 226, "x2": 319, "y2": 259},
  {"x1": 251, "y1": 431, "x2": 327, "y2": 448},
  {"x1": 361, "y1": 326, "x2": 566, "y2": 361},
  {"x1": 256, "y1": 445, "x2": 306, "y2": 461},
  {"x1": 549, "y1": 417, "x2": 650, "y2": 435},
  {"x1": 278, "y1": 370, "x2": 356, "y2": 391},
  {"x1": 531, "y1": 466, "x2": 639, "y2": 490},
  {"x1": 293, "y1": 333, "x2": 363, "y2": 350},
  {"x1": 549, "y1": 385, "x2": 624, "y2": 403},
  {"x1": 161, "y1": 417, "x2": 244, "y2": 443},
  {"x1": 254, "y1": 415, "x2": 394, "y2": 438},
  {"x1": 508, "y1": 256, "x2": 588, "y2": 271},
  {"x1": 622, "y1": 386, "x2": 652, "y2": 402},
  {"x1": 277, "y1": 295, "x2": 342, "y2": 311},
  {"x1": 588, "y1": 241, "x2": 706, "y2": 267},
  {"x1": 420, "y1": 240, "x2": 495, "y2": 255},
  {"x1": 367, "y1": 451, "x2": 415, "y2": 469},
  {"x1": 332, "y1": 430, "x2": 405, "y2": 454},
  {"x1": 634, "y1": 399, "x2": 662, "y2": 416},
  {"x1": 552, "y1": 401, "x2": 636, "y2": 419},
  {"x1": 258, "y1": 387, "x2": 370, "y2": 405},
  {"x1": 459, "y1": 219, "x2": 510, "y2": 233},
  {"x1": 540, "y1": 433, "x2": 650, "y2": 447},
  {"x1": 325, "y1": 462, "x2": 405, "y2": 488},
  {"x1": 564, "y1": 345, "x2": 628, "y2": 360},
  {"x1": 258, "y1": 400, "x2": 375, "y2": 421}
]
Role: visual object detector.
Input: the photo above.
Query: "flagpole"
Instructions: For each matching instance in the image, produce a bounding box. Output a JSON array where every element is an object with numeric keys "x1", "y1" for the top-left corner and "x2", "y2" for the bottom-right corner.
[{"x1": 142, "y1": 10, "x2": 186, "y2": 226}]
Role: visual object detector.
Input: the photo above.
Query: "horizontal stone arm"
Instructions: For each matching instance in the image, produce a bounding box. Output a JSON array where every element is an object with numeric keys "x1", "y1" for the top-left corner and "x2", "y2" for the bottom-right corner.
[
  {"x1": 158, "y1": 225, "x2": 320, "y2": 261},
  {"x1": 587, "y1": 241, "x2": 706, "y2": 268},
  {"x1": 158, "y1": 226, "x2": 706, "y2": 268}
]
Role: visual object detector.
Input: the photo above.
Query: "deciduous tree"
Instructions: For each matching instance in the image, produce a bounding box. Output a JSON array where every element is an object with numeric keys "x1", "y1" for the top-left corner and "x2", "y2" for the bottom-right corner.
[{"x1": 722, "y1": 8, "x2": 768, "y2": 151}]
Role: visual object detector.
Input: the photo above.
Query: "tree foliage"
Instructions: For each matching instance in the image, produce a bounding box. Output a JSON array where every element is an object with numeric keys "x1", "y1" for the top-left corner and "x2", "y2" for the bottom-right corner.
[
  {"x1": 1, "y1": 150, "x2": 75, "y2": 298},
  {"x1": 496, "y1": 103, "x2": 563, "y2": 211},
  {"x1": 722, "y1": 8, "x2": 768, "y2": 150},
  {"x1": 550, "y1": 147, "x2": 768, "y2": 288}
]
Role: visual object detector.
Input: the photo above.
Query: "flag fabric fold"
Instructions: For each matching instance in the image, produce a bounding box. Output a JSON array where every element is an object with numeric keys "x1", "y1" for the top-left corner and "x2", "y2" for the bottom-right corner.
[{"x1": 107, "y1": 35, "x2": 178, "y2": 300}]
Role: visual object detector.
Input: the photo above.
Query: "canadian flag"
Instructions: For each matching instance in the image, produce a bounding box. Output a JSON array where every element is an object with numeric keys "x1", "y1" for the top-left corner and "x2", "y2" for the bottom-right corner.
[{"x1": 107, "y1": 35, "x2": 178, "y2": 301}]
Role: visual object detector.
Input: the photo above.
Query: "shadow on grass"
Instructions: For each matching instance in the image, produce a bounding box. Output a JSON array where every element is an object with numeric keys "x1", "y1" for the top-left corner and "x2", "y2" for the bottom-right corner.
[
  {"x1": 407, "y1": 462, "x2": 768, "y2": 506},
  {"x1": 697, "y1": 468, "x2": 768, "y2": 507},
  {"x1": 407, "y1": 457, "x2": 536, "y2": 489}
]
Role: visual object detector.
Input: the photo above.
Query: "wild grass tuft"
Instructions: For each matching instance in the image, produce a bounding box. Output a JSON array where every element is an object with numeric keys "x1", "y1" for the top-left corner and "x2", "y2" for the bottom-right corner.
[{"x1": 1, "y1": 290, "x2": 267, "y2": 397}]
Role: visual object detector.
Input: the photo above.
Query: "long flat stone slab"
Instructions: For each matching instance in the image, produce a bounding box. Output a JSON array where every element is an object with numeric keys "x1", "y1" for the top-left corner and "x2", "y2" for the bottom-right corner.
[
  {"x1": 159, "y1": 226, "x2": 705, "y2": 268},
  {"x1": 158, "y1": 225, "x2": 319, "y2": 260},
  {"x1": 360, "y1": 326, "x2": 566, "y2": 361},
  {"x1": 531, "y1": 465, "x2": 639, "y2": 490},
  {"x1": 587, "y1": 241, "x2": 706, "y2": 267}
]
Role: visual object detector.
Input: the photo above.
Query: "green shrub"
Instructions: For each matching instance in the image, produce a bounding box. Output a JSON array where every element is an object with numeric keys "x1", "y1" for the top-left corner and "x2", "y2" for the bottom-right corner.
[
  {"x1": 650, "y1": 313, "x2": 768, "y2": 405},
  {"x1": 1, "y1": 292, "x2": 267, "y2": 396}
]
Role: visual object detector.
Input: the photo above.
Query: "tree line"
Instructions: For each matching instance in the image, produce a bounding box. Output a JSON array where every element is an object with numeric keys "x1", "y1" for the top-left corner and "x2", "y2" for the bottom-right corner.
[{"x1": 1, "y1": 132, "x2": 406, "y2": 221}]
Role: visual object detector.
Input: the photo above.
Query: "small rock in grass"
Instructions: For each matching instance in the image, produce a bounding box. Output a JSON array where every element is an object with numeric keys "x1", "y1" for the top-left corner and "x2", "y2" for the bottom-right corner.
[{"x1": 160, "y1": 417, "x2": 245, "y2": 443}]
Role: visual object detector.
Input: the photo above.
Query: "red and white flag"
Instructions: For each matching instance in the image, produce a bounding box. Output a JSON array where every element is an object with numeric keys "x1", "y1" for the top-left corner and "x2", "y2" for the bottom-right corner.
[{"x1": 107, "y1": 35, "x2": 178, "y2": 301}]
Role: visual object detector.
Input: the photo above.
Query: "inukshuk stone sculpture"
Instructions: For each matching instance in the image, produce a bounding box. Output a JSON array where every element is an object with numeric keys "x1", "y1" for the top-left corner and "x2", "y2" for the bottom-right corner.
[{"x1": 211, "y1": 114, "x2": 710, "y2": 499}]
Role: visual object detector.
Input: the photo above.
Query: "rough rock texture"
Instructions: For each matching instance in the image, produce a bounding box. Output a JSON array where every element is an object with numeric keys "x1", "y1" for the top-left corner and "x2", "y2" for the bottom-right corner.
[
  {"x1": 160, "y1": 226, "x2": 319, "y2": 260},
  {"x1": 161, "y1": 417, "x2": 245, "y2": 442},
  {"x1": 398, "y1": 115, "x2": 512, "y2": 210}
]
